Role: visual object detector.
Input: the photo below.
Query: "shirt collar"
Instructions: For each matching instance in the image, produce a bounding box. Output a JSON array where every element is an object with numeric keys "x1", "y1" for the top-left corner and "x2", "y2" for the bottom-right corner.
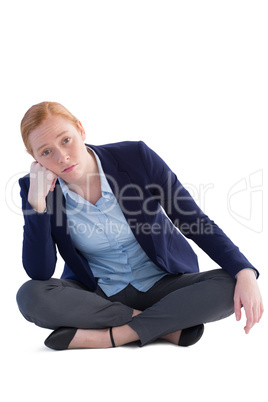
[{"x1": 59, "y1": 146, "x2": 113, "y2": 202}]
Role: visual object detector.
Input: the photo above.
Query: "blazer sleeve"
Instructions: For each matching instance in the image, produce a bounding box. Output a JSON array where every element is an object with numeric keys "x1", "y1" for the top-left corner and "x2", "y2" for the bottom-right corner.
[
  {"x1": 19, "y1": 176, "x2": 57, "y2": 280},
  {"x1": 138, "y1": 141, "x2": 259, "y2": 279}
]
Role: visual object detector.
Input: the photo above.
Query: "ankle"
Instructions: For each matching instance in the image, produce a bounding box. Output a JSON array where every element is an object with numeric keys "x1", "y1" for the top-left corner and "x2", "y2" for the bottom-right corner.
[
  {"x1": 132, "y1": 309, "x2": 142, "y2": 317},
  {"x1": 161, "y1": 330, "x2": 182, "y2": 345},
  {"x1": 68, "y1": 328, "x2": 111, "y2": 349},
  {"x1": 112, "y1": 324, "x2": 139, "y2": 346}
]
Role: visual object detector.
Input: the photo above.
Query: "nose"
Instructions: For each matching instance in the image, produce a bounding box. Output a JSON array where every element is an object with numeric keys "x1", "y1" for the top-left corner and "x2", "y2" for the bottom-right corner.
[{"x1": 55, "y1": 148, "x2": 70, "y2": 163}]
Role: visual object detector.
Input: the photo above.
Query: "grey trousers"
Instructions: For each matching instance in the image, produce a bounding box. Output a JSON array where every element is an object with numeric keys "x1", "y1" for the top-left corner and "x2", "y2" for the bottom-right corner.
[{"x1": 16, "y1": 269, "x2": 235, "y2": 346}]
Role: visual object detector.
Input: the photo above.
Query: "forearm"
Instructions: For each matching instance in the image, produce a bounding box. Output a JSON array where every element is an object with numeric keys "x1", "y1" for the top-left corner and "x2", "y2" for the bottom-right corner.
[
  {"x1": 27, "y1": 192, "x2": 47, "y2": 213},
  {"x1": 19, "y1": 175, "x2": 57, "y2": 280},
  {"x1": 22, "y1": 200, "x2": 57, "y2": 280},
  {"x1": 184, "y1": 218, "x2": 258, "y2": 278},
  {"x1": 139, "y1": 142, "x2": 258, "y2": 279}
]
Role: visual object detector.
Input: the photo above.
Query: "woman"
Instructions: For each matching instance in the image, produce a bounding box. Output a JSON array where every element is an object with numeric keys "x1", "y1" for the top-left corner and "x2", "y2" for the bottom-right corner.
[{"x1": 17, "y1": 101, "x2": 264, "y2": 350}]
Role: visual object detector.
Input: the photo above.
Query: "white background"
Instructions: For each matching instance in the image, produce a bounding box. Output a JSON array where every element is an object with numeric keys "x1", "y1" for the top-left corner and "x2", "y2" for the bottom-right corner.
[{"x1": 1, "y1": 1, "x2": 267, "y2": 401}]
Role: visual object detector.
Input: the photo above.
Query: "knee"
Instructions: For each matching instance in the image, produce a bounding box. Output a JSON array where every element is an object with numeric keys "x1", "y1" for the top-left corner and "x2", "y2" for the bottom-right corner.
[
  {"x1": 16, "y1": 279, "x2": 52, "y2": 322},
  {"x1": 213, "y1": 269, "x2": 235, "y2": 294},
  {"x1": 200, "y1": 269, "x2": 235, "y2": 292},
  {"x1": 213, "y1": 270, "x2": 236, "y2": 314},
  {"x1": 16, "y1": 280, "x2": 38, "y2": 318},
  {"x1": 211, "y1": 269, "x2": 235, "y2": 285}
]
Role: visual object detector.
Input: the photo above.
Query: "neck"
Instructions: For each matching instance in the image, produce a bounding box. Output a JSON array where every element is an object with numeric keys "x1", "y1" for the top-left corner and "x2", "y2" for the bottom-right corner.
[{"x1": 67, "y1": 148, "x2": 101, "y2": 199}]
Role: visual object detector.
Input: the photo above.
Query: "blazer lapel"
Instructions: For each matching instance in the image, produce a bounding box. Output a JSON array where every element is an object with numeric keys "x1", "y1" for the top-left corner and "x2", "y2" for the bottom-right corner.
[
  {"x1": 47, "y1": 182, "x2": 98, "y2": 289},
  {"x1": 47, "y1": 143, "x2": 157, "y2": 277},
  {"x1": 90, "y1": 144, "x2": 157, "y2": 263}
]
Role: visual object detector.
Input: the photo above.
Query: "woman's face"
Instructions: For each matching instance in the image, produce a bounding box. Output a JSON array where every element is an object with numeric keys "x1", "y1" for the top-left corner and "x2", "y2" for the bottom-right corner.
[{"x1": 28, "y1": 114, "x2": 91, "y2": 184}]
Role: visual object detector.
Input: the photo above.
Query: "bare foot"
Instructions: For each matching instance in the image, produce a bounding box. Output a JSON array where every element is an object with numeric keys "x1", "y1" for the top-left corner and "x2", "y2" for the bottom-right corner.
[
  {"x1": 68, "y1": 328, "x2": 112, "y2": 349},
  {"x1": 68, "y1": 324, "x2": 140, "y2": 349}
]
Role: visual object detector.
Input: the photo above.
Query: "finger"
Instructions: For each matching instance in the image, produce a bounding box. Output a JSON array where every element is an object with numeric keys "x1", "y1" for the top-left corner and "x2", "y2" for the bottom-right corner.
[
  {"x1": 30, "y1": 161, "x2": 38, "y2": 171},
  {"x1": 250, "y1": 304, "x2": 259, "y2": 331},
  {"x1": 255, "y1": 301, "x2": 263, "y2": 324},
  {"x1": 49, "y1": 177, "x2": 57, "y2": 192},
  {"x1": 254, "y1": 302, "x2": 261, "y2": 325},
  {"x1": 244, "y1": 306, "x2": 254, "y2": 334},
  {"x1": 47, "y1": 170, "x2": 57, "y2": 180},
  {"x1": 234, "y1": 296, "x2": 242, "y2": 321},
  {"x1": 259, "y1": 301, "x2": 264, "y2": 322}
]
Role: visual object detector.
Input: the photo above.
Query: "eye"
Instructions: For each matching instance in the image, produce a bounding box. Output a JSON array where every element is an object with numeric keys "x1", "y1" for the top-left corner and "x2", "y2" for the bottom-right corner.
[
  {"x1": 42, "y1": 149, "x2": 51, "y2": 156},
  {"x1": 63, "y1": 137, "x2": 70, "y2": 144}
]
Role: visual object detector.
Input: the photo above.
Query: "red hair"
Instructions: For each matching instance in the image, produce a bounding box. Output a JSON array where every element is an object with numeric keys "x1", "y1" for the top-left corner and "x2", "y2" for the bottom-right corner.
[{"x1": 21, "y1": 101, "x2": 80, "y2": 153}]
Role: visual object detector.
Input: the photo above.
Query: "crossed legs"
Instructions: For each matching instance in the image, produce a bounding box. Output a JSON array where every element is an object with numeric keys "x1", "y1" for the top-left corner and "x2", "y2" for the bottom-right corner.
[{"x1": 16, "y1": 269, "x2": 235, "y2": 348}]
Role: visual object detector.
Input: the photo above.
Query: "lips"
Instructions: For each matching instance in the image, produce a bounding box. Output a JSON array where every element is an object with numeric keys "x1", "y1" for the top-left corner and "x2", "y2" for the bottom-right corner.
[{"x1": 62, "y1": 164, "x2": 77, "y2": 173}]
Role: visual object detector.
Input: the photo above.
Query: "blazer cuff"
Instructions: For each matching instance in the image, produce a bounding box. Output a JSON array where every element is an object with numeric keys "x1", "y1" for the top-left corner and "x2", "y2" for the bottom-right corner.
[{"x1": 235, "y1": 268, "x2": 258, "y2": 279}]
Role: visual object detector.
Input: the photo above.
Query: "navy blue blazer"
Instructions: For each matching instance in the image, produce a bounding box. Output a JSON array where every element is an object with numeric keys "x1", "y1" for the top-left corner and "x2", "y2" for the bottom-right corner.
[{"x1": 19, "y1": 141, "x2": 258, "y2": 290}]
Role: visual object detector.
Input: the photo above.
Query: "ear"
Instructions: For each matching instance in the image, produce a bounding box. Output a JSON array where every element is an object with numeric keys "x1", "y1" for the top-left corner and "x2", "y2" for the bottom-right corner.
[{"x1": 77, "y1": 120, "x2": 86, "y2": 140}]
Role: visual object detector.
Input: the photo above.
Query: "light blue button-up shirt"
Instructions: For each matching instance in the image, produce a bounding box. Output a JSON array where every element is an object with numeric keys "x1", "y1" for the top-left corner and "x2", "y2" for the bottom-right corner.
[{"x1": 58, "y1": 147, "x2": 167, "y2": 296}]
